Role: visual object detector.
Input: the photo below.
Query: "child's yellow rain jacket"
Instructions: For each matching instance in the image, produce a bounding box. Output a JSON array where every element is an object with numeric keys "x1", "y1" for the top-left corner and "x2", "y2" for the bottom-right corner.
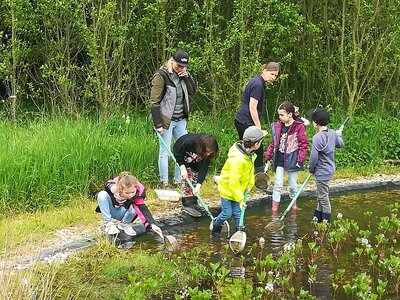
[{"x1": 218, "y1": 142, "x2": 256, "y2": 203}]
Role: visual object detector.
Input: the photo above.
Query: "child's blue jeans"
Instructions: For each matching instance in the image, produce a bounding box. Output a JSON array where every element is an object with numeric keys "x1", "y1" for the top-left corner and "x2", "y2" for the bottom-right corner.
[
  {"x1": 214, "y1": 197, "x2": 242, "y2": 229},
  {"x1": 97, "y1": 191, "x2": 135, "y2": 224}
]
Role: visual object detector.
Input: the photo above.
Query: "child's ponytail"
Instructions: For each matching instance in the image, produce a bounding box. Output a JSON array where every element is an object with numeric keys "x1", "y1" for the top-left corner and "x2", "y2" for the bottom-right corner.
[
  {"x1": 278, "y1": 101, "x2": 296, "y2": 117},
  {"x1": 118, "y1": 171, "x2": 132, "y2": 179}
]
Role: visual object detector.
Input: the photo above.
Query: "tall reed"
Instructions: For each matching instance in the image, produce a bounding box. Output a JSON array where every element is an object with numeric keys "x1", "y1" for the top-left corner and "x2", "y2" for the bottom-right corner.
[{"x1": 0, "y1": 112, "x2": 399, "y2": 213}]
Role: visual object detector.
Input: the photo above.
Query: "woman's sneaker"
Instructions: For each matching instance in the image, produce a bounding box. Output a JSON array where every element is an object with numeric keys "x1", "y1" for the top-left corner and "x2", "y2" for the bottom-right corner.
[
  {"x1": 181, "y1": 197, "x2": 201, "y2": 217},
  {"x1": 105, "y1": 221, "x2": 120, "y2": 235},
  {"x1": 117, "y1": 223, "x2": 137, "y2": 236}
]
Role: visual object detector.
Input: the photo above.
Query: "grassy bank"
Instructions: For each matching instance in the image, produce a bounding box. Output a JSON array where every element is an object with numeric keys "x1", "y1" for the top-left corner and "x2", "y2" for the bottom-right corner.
[
  {"x1": 0, "y1": 197, "x2": 98, "y2": 256},
  {"x1": 0, "y1": 112, "x2": 399, "y2": 214}
]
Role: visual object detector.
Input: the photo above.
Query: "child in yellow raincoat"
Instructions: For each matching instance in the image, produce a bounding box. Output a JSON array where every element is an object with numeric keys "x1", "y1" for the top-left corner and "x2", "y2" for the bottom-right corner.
[{"x1": 212, "y1": 126, "x2": 267, "y2": 237}]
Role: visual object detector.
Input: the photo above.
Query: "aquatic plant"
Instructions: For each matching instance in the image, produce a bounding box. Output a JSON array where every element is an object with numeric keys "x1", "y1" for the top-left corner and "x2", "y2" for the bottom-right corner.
[
  {"x1": 344, "y1": 273, "x2": 376, "y2": 298},
  {"x1": 380, "y1": 254, "x2": 400, "y2": 293},
  {"x1": 307, "y1": 264, "x2": 318, "y2": 290},
  {"x1": 4, "y1": 200, "x2": 399, "y2": 299},
  {"x1": 327, "y1": 217, "x2": 357, "y2": 254},
  {"x1": 329, "y1": 268, "x2": 346, "y2": 298},
  {"x1": 307, "y1": 242, "x2": 320, "y2": 264},
  {"x1": 311, "y1": 218, "x2": 329, "y2": 248},
  {"x1": 187, "y1": 287, "x2": 213, "y2": 300}
]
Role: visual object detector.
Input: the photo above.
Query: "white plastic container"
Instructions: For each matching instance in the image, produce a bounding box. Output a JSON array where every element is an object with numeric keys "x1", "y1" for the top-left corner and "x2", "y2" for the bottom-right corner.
[{"x1": 154, "y1": 189, "x2": 181, "y2": 202}]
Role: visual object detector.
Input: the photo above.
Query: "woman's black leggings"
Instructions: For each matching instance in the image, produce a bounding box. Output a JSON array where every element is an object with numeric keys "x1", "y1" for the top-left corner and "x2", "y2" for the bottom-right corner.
[{"x1": 234, "y1": 119, "x2": 264, "y2": 169}]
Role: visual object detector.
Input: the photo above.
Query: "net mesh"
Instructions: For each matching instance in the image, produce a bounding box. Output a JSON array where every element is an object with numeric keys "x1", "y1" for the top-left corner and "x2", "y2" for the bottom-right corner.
[
  {"x1": 165, "y1": 235, "x2": 178, "y2": 252},
  {"x1": 229, "y1": 241, "x2": 244, "y2": 254},
  {"x1": 209, "y1": 220, "x2": 230, "y2": 235},
  {"x1": 229, "y1": 232, "x2": 246, "y2": 254},
  {"x1": 254, "y1": 173, "x2": 270, "y2": 189},
  {"x1": 264, "y1": 220, "x2": 284, "y2": 231},
  {"x1": 221, "y1": 221, "x2": 230, "y2": 234}
]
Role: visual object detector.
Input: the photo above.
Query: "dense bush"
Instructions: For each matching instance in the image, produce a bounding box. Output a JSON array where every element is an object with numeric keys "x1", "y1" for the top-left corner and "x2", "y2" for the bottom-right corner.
[{"x1": 1, "y1": 0, "x2": 400, "y2": 118}]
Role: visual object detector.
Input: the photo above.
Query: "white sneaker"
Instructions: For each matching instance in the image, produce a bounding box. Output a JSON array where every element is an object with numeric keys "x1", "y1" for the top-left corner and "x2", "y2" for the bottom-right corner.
[
  {"x1": 105, "y1": 221, "x2": 120, "y2": 235},
  {"x1": 117, "y1": 223, "x2": 137, "y2": 236}
]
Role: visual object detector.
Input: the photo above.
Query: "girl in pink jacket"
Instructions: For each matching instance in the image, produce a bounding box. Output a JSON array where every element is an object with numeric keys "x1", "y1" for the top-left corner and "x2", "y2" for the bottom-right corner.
[
  {"x1": 96, "y1": 171, "x2": 162, "y2": 237},
  {"x1": 265, "y1": 102, "x2": 309, "y2": 212}
]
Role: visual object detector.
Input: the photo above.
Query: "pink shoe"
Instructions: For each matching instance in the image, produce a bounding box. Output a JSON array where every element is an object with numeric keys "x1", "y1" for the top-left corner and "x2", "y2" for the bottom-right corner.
[{"x1": 272, "y1": 200, "x2": 280, "y2": 212}]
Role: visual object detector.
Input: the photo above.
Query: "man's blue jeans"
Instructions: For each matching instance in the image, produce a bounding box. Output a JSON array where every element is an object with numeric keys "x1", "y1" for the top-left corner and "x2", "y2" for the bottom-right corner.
[{"x1": 158, "y1": 119, "x2": 187, "y2": 183}]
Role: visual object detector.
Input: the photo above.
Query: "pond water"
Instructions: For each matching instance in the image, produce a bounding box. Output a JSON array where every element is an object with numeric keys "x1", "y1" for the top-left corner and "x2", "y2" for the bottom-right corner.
[
  {"x1": 138, "y1": 189, "x2": 399, "y2": 251},
  {"x1": 132, "y1": 189, "x2": 400, "y2": 298}
]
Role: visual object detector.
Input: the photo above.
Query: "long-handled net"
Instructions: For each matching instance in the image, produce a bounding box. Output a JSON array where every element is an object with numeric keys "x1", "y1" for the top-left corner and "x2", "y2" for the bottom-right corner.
[
  {"x1": 264, "y1": 215, "x2": 285, "y2": 231},
  {"x1": 265, "y1": 174, "x2": 312, "y2": 231},
  {"x1": 155, "y1": 129, "x2": 230, "y2": 235},
  {"x1": 164, "y1": 235, "x2": 178, "y2": 252},
  {"x1": 229, "y1": 191, "x2": 248, "y2": 254},
  {"x1": 254, "y1": 161, "x2": 271, "y2": 190}
]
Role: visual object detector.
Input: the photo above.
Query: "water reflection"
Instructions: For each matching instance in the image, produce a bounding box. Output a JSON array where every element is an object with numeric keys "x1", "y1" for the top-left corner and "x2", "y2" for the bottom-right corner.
[
  {"x1": 267, "y1": 210, "x2": 298, "y2": 252},
  {"x1": 129, "y1": 189, "x2": 399, "y2": 299},
  {"x1": 227, "y1": 260, "x2": 246, "y2": 278},
  {"x1": 314, "y1": 260, "x2": 333, "y2": 300}
]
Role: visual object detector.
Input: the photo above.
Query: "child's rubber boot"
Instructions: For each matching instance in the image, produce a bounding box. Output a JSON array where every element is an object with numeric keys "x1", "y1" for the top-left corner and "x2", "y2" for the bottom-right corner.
[
  {"x1": 312, "y1": 209, "x2": 323, "y2": 223},
  {"x1": 235, "y1": 225, "x2": 246, "y2": 232},
  {"x1": 291, "y1": 201, "x2": 301, "y2": 210},
  {"x1": 321, "y1": 213, "x2": 331, "y2": 223},
  {"x1": 181, "y1": 197, "x2": 202, "y2": 218},
  {"x1": 272, "y1": 200, "x2": 280, "y2": 212},
  {"x1": 254, "y1": 165, "x2": 264, "y2": 174},
  {"x1": 211, "y1": 222, "x2": 223, "y2": 238}
]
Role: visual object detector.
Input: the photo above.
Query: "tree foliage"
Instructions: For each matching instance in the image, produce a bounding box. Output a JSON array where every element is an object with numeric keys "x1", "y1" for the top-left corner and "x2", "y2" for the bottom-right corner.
[{"x1": 0, "y1": 0, "x2": 399, "y2": 117}]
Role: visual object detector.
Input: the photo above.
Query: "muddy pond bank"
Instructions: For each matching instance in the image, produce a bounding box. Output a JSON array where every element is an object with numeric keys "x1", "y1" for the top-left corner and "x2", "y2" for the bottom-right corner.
[{"x1": 3, "y1": 174, "x2": 400, "y2": 271}]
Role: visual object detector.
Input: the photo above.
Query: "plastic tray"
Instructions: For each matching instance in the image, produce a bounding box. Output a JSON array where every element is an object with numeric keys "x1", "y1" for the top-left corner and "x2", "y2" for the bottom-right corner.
[{"x1": 154, "y1": 189, "x2": 181, "y2": 202}]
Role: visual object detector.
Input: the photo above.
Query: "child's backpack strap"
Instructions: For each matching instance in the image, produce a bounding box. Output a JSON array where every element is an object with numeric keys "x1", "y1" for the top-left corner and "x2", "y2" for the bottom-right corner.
[{"x1": 106, "y1": 176, "x2": 119, "y2": 186}]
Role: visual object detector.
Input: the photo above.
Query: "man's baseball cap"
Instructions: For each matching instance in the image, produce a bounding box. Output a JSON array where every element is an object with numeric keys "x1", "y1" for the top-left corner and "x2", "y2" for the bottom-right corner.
[
  {"x1": 243, "y1": 126, "x2": 268, "y2": 143},
  {"x1": 172, "y1": 50, "x2": 190, "y2": 67}
]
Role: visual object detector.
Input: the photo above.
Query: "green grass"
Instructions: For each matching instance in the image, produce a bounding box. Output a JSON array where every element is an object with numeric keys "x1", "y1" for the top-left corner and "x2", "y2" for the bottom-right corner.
[
  {"x1": 45, "y1": 243, "x2": 192, "y2": 299},
  {"x1": 0, "y1": 111, "x2": 399, "y2": 214},
  {"x1": 1, "y1": 240, "x2": 192, "y2": 299},
  {"x1": 0, "y1": 197, "x2": 98, "y2": 255}
]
